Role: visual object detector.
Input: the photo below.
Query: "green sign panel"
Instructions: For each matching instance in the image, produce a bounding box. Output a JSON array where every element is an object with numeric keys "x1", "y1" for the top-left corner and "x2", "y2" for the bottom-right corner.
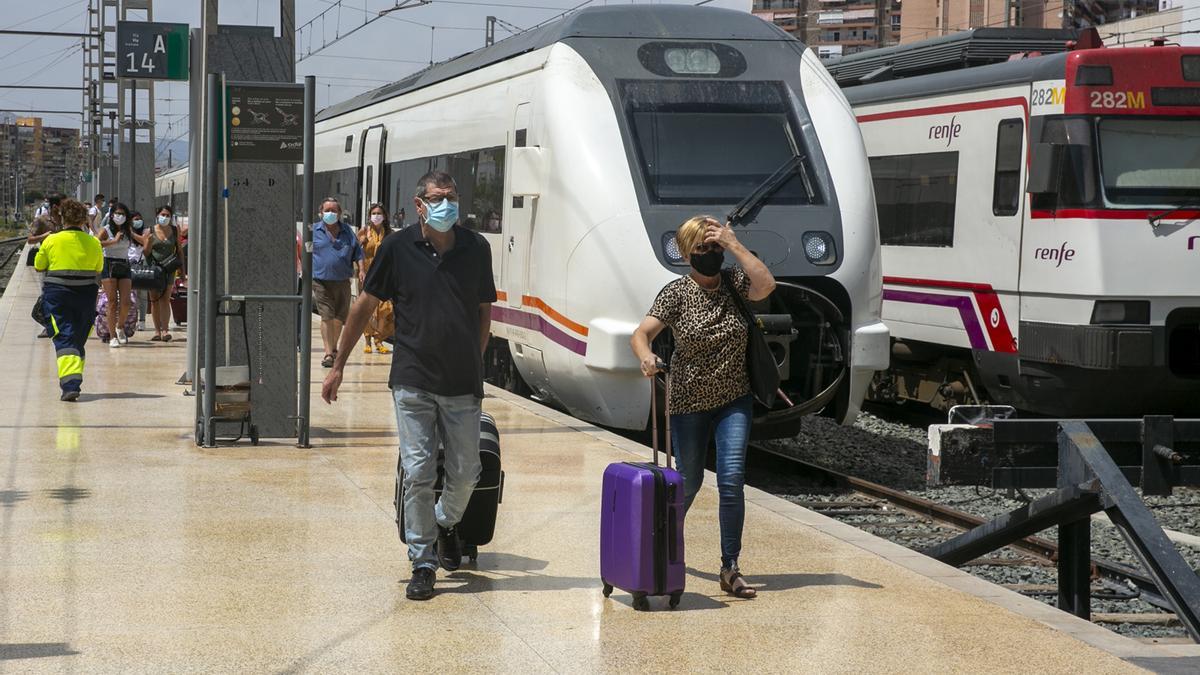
[{"x1": 116, "y1": 21, "x2": 189, "y2": 81}]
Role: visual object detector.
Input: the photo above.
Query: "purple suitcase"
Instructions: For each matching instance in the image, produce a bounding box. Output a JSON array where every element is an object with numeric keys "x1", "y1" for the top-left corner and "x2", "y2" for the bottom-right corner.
[{"x1": 600, "y1": 370, "x2": 685, "y2": 610}]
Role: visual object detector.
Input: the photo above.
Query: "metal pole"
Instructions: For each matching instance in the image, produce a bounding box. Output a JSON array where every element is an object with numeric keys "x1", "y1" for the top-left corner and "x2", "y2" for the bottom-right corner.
[
  {"x1": 202, "y1": 71, "x2": 220, "y2": 447},
  {"x1": 186, "y1": 26, "x2": 202, "y2": 395},
  {"x1": 298, "y1": 75, "x2": 315, "y2": 448},
  {"x1": 130, "y1": 79, "x2": 136, "y2": 220}
]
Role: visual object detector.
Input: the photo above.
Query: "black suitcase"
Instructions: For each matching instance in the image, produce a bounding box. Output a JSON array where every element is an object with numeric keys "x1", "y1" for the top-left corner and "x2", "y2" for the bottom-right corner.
[{"x1": 395, "y1": 411, "x2": 503, "y2": 563}]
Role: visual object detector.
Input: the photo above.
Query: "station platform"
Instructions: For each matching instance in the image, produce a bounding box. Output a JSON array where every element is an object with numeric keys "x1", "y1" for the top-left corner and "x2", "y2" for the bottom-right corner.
[{"x1": 2, "y1": 258, "x2": 1198, "y2": 672}]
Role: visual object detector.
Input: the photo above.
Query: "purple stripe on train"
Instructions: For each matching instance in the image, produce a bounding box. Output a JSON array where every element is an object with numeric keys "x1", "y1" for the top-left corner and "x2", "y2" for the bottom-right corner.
[
  {"x1": 882, "y1": 289, "x2": 988, "y2": 351},
  {"x1": 491, "y1": 305, "x2": 588, "y2": 356}
]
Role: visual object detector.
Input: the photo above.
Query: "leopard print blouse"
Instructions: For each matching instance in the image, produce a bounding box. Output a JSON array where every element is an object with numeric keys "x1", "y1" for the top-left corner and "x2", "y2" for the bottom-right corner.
[{"x1": 648, "y1": 267, "x2": 751, "y2": 414}]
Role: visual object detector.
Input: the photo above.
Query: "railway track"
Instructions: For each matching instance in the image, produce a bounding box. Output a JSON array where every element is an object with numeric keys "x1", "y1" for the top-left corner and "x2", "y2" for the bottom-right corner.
[
  {"x1": 747, "y1": 442, "x2": 1188, "y2": 636},
  {"x1": 0, "y1": 235, "x2": 26, "y2": 296}
]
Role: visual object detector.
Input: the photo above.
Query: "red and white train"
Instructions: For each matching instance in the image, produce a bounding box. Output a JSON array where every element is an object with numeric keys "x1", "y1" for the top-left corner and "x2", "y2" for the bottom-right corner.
[{"x1": 829, "y1": 29, "x2": 1200, "y2": 417}]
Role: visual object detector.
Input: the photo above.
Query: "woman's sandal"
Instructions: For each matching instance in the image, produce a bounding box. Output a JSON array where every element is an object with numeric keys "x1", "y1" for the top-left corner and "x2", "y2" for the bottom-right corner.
[
  {"x1": 363, "y1": 343, "x2": 373, "y2": 354},
  {"x1": 719, "y1": 565, "x2": 758, "y2": 599},
  {"x1": 321, "y1": 354, "x2": 335, "y2": 368},
  {"x1": 375, "y1": 344, "x2": 391, "y2": 354}
]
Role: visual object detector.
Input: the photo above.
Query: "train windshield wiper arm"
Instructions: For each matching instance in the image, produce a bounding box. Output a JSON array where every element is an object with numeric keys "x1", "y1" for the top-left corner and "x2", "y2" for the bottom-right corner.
[
  {"x1": 727, "y1": 153, "x2": 812, "y2": 226},
  {"x1": 1148, "y1": 199, "x2": 1200, "y2": 228}
]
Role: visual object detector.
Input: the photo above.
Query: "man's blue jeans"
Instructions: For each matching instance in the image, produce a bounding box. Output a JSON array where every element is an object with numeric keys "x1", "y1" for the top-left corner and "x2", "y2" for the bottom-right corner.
[
  {"x1": 393, "y1": 385, "x2": 482, "y2": 571},
  {"x1": 670, "y1": 394, "x2": 753, "y2": 569}
]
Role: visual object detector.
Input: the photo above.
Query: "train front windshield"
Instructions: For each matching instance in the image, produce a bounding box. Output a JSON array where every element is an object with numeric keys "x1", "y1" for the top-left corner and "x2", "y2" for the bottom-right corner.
[
  {"x1": 1098, "y1": 118, "x2": 1200, "y2": 205},
  {"x1": 621, "y1": 80, "x2": 822, "y2": 205}
]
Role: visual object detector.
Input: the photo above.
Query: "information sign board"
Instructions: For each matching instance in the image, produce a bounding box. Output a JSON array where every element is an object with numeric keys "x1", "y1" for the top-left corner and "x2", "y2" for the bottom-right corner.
[
  {"x1": 225, "y1": 82, "x2": 305, "y2": 163},
  {"x1": 116, "y1": 21, "x2": 189, "y2": 81}
]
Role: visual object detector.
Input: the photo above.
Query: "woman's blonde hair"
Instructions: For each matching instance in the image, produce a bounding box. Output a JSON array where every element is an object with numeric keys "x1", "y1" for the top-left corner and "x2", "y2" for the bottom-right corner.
[
  {"x1": 675, "y1": 215, "x2": 720, "y2": 260},
  {"x1": 59, "y1": 198, "x2": 88, "y2": 227}
]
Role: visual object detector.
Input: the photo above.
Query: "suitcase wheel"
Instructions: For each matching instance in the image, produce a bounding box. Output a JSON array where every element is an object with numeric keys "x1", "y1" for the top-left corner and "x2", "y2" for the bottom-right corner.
[
  {"x1": 669, "y1": 591, "x2": 682, "y2": 609},
  {"x1": 602, "y1": 582, "x2": 613, "y2": 598},
  {"x1": 632, "y1": 593, "x2": 649, "y2": 611},
  {"x1": 464, "y1": 543, "x2": 478, "y2": 564},
  {"x1": 249, "y1": 425, "x2": 260, "y2": 446}
]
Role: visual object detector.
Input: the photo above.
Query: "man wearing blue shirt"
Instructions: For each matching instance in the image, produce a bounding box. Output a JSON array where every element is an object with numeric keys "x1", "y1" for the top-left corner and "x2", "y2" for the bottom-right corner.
[{"x1": 312, "y1": 197, "x2": 365, "y2": 368}]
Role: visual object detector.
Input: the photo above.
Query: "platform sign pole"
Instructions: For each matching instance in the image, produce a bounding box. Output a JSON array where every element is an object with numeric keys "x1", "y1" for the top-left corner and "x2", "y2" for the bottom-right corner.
[
  {"x1": 202, "y1": 71, "x2": 220, "y2": 448},
  {"x1": 298, "y1": 75, "x2": 315, "y2": 448},
  {"x1": 185, "y1": 27, "x2": 202, "y2": 395}
]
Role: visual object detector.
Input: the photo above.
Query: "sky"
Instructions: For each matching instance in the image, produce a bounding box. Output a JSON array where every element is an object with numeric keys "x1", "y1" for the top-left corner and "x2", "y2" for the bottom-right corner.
[{"x1": 0, "y1": 0, "x2": 751, "y2": 168}]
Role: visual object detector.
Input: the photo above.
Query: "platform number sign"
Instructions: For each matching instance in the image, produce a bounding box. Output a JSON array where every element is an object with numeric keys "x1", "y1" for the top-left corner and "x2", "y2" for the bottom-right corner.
[{"x1": 116, "y1": 21, "x2": 189, "y2": 81}]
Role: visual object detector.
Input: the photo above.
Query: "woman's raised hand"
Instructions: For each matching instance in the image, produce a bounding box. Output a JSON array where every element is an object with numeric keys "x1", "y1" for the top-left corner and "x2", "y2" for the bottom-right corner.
[{"x1": 704, "y1": 220, "x2": 740, "y2": 250}]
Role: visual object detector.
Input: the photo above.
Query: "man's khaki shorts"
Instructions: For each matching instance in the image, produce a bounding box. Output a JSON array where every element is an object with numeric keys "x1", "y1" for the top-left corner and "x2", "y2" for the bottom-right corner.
[{"x1": 313, "y1": 278, "x2": 351, "y2": 322}]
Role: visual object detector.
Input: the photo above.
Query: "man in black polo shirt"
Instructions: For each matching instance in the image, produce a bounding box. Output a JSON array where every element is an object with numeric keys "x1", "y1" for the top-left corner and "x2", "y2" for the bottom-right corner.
[{"x1": 322, "y1": 171, "x2": 496, "y2": 601}]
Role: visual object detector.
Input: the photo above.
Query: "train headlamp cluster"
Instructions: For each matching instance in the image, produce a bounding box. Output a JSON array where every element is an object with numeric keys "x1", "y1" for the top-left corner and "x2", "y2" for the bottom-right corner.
[
  {"x1": 662, "y1": 232, "x2": 686, "y2": 266},
  {"x1": 802, "y1": 231, "x2": 836, "y2": 265},
  {"x1": 664, "y1": 48, "x2": 721, "y2": 75}
]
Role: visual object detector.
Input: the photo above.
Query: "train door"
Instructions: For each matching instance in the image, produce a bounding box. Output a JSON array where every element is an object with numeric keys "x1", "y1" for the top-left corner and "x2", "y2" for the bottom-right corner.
[
  {"x1": 359, "y1": 124, "x2": 387, "y2": 228},
  {"x1": 503, "y1": 103, "x2": 533, "y2": 310}
]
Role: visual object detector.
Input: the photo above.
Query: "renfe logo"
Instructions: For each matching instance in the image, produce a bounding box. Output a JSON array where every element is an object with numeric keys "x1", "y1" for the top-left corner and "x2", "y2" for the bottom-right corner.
[
  {"x1": 1190, "y1": 236, "x2": 1200, "y2": 251},
  {"x1": 928, "y1": 116, "x2": 961, "y2": 146},
  {"x1": 1034, "y1": 242, "x2": 1076, "y2": 267}
]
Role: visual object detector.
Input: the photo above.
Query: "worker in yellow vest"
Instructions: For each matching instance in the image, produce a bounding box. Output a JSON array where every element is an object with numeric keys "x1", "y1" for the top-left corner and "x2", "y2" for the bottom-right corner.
[{"x1": 33, "y1": 198, "x2": 103, "y2": 401}]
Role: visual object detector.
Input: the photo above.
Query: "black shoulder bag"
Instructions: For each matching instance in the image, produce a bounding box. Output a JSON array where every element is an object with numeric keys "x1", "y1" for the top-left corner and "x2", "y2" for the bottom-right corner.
[{"x1": 721, "y1": 270, "x2": 779, "y2": 408}]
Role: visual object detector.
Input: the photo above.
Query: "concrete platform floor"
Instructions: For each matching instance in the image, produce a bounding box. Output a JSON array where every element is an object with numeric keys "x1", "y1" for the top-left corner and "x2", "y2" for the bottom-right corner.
[{"x1": 0, "y1": 260, "x2": 1194, "y2": 673}]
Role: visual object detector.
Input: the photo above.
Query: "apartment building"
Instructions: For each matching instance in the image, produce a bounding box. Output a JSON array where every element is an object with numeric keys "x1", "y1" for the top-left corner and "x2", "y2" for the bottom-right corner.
[
  {"x1": 0, "y1": 117, "x2": 83, "y2": 205},
  {"x1": 900, "y1": 1, "x2": 1163, "y2": 44},
  {"x1": 752, "y1": 0, "x2": 902, "y2": 60}
]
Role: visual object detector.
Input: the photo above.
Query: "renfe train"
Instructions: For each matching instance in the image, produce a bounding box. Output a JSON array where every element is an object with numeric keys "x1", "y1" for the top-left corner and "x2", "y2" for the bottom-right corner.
[
  {"x1": 312, "y1": 5, "x2": 889, "y2": 438},
  {"x1": 828, "y1": 30, "x2": 1200, "y2": 417},
  {"x1": 159, "y1": 5, "x2": 891, "y2": 438}
]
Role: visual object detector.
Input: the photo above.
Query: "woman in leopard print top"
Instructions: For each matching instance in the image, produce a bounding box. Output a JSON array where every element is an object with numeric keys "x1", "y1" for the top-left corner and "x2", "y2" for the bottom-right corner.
[{"x1": 630, "y1": 215, "x2": 776, "y2": 599}]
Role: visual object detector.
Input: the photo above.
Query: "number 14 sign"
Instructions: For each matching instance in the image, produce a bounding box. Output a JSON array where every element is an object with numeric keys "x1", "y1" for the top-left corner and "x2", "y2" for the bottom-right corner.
[{"x1": 116, "y1": 21, "x2": 189, "y2": 81}]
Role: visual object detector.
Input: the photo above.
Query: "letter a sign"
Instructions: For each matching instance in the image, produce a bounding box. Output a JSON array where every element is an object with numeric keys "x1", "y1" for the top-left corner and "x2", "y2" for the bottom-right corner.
[{"x1": 117, "y1": 21, "x2": 189, "y2": 81}]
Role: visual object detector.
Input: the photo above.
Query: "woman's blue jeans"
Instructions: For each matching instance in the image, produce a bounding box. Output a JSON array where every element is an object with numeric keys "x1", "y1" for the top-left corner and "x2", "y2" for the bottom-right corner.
[{"x1": 670, "y1": 394, "x2": 753, "y2": 569}]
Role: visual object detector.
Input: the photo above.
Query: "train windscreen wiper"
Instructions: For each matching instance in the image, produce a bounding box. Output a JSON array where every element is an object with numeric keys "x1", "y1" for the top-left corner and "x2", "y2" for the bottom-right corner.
[
  {"x1": 1148, "y1": 198, "x2": 1200, "y2": 228},
  {"x1": 726, "y1": 153, "x2": 814, "y2": 227}
]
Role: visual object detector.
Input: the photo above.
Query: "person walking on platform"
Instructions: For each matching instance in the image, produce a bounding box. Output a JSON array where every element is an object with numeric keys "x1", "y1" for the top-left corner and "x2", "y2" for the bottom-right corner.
[
  {"x1": 27, "y1": 193, "x2": 65, "y2": 338},
  {"x1": 134, "y1": 206, "x2": 184, "y2": 342},
  {"x1": 33, "y1": 198, "x2": 103, "y2": 402},
  {"x1": 321, "y1": 171, "x2": 495, "y2": 601},
  {"x1": 629, "y1": 215, "x2": 776, "y2": 600},
  {"x1": 99, "y1": 202, "x2": 135, "y2": 347},
  {"x1": 311, "y1": 198, "x2": 364, "y2": 368},
  {"x1": 87, "y1": 194, "x2": 105, "y2": 233},
  {"x1": 358, "y1": 203, "x2": 394, "y2": 355}
]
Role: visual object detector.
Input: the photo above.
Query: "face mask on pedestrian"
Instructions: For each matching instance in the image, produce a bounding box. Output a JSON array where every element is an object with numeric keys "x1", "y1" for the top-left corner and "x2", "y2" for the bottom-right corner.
[
  {"x1": 420, "y1": 198, "x2": 458, "y2": 233},
  {"x1": 690, "y1": 248, "x2": 724, "y2": 277},
  {"x1": 112, "y1": 214, "x2": 127, "y2": 226},
  {"x1": 157, "y1": 215, "x2": 170, "y2": 226},
  {"x1": 322, "y1": 211, "x2": 339, "y2": 226},
  {"x1": 133, "y1": 218, "x2": 144, "y2": 230},
  {"x1": 370, "y1": 213, "x2": 385, "y2": 226}
]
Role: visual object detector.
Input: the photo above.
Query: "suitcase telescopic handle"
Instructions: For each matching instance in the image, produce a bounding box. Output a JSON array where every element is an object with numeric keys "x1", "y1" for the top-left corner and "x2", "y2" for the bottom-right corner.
[{"x1": 650, "y1": 360, "x2": 673, "y2": 470}]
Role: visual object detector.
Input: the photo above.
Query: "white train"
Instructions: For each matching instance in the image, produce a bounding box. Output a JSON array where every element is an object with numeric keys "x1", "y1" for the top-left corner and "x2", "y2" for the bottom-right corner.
[
  {"x1": 827, "y1": 30, "x2": 1200, "y2": 417},
  {"x1": 153, "y1": 165, "x2": 190, "y2": 228},
  {"x1": 162, "y1": 5, "x2": 891, "y2": 438}
]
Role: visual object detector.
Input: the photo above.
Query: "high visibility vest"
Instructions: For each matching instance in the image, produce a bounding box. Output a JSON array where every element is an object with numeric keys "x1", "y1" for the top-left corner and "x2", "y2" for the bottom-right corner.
[{"x1": 35, "y1": 228, "x2": 103, "y2": 286}]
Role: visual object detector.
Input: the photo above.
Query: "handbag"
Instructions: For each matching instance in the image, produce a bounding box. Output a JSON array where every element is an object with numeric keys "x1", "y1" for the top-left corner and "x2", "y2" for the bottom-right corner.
[
  {"x1": 721, "y1": 270, "x2": 779, "y2": 408},
  {"x1": 31, "y1": 294, "x2": 47, "y2": 326},
  {"x1": 130, "y1": 258, "x2": 165, "y2": 291},
  {"x1": 26, "y1": 246, "x2": 37, "y2": 267}
]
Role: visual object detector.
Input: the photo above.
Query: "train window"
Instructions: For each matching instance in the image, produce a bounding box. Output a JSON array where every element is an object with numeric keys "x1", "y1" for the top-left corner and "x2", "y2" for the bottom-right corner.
[
  {"x1": 1031, "y1": 117, "x2": 1099, "y2": 211},
  {"x1": 345, "y1": 135, "x2": 353, "y2": 153},
  {"x1": 621, "y1": 80, "x2": 821, "y2": 205},
  {"x1": 1098, "y1": 118, "x2": 1200, "y2": 205},
  {"x1": 993, "y1": 119, "x2": 1023, "y2": 217},
  {"x1": 384, "y1": 146, "x2": 505, "y2": 233},
  {"x1": 869, "y1": 152, "x2": 958, "y2": 247}
]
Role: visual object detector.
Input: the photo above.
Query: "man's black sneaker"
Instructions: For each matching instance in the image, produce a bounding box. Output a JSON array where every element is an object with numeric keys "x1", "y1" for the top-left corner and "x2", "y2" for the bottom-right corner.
[
  {"x1": 437, "y1": 525, "x2": 462, "y2": 571},
  {"x1": 60, "y1": 391, "x2": 79, "y2": 402},
  {"x1": 406, "y1": 567, "x2": 435, "y2": 601}
]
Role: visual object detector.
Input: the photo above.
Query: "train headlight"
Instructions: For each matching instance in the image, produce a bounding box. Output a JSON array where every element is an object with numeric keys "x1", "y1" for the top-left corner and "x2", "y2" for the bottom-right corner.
[
  {"x1": 664, "y1": 48, "x2": 721, "y2": 75},
  {"x1": 1091, "y1": 300, "x2": 1150, "y2": 325},
  {"x1": 662, "y1": 231, "x2": 686, "y2": 266},
  {"x1": 802, "y1": 231, "x2": 836, "y2": 265}
]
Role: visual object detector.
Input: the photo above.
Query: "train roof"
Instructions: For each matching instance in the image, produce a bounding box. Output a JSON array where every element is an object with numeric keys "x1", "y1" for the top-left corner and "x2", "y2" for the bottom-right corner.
[
  {"x1": 842, "y1": 50, "x2": 1069, "y2": 107},
  {"x1": 315, "y1": 5, "x2": 795, "y2": 122},
  {"x1": 824, "y1": 27, "x2": 1082, "y2": 87}
]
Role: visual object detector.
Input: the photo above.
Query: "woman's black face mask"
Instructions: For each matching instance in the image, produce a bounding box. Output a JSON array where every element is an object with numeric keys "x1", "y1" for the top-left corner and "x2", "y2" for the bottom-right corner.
[{"x1": 690, "y1": 248, "x2": 724, "y2": 277}]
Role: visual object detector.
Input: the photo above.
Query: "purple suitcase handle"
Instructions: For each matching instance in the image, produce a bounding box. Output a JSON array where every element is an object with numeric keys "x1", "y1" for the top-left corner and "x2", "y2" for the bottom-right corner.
[{"x1": 650, "y1": 364, "x2": 673, "y2": 470}]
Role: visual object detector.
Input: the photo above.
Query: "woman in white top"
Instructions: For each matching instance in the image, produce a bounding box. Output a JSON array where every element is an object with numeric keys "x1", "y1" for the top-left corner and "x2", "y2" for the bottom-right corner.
[{"x1": 98, "y1": 202, "x2": 134, "y2": 347}]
